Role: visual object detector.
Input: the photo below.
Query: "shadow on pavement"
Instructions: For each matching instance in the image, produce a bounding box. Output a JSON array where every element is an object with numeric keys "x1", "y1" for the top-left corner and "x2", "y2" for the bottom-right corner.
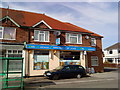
[
  {"x1": 24, "y1": 81, "x2": 56, "y2": 88},
  {"x1": 104, "y1": 67, "x2": 118, "y2": 72}
]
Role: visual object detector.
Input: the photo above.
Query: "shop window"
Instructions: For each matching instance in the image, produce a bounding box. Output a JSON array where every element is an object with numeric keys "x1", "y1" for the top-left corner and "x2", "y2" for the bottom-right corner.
[
  {"x1": 34, "y1": 50, "x2": 49, "y2": 70},
  {"x1": 34, "y1": 30, "x2": 49, "y2": 42},
  {"x1": 91, "y1": 38, "x2": 96, "y2": 46},
  {"x1": 60, "y1": 51, "x2": 80, "y2": 66},
  {"x1": 91, "y1": 56, "x2": 98, "y2": 66},
  {"x1": 6, "y1": 50, "x2": 23, "y2": 57},
  {"x1": 66, "y1": 33, "x2": 82, "y2": 44},
  {"x1": 0, "y1": 27, "x2": 16, "y2": 40}
]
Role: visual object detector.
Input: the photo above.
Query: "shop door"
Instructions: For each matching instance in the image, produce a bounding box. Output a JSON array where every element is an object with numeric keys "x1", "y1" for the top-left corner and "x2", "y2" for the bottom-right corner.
[{"x1": 60, "y1": 66, "x2": 73, "y2": 78}]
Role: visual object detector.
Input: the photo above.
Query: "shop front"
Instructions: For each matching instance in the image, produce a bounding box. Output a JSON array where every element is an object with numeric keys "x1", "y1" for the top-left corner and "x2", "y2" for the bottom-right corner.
[{"x1": 25, "y1": 44, "x2": 96, "y2": 76}]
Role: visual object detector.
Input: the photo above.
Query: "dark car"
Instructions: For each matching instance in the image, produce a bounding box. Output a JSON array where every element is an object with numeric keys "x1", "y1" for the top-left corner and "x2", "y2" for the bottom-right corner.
[{"x1": 44, "y1": 65, "x2": 87, "y2": 80}]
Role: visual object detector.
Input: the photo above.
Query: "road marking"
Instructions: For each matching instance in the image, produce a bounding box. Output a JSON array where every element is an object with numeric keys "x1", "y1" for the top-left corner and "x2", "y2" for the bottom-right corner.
[{"x1": 55, "y1": 78, "x2": 116, "y2": 85}]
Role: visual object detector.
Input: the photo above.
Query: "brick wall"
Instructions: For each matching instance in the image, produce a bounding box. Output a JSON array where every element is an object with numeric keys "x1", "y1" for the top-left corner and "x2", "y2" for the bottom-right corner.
[
  {"x1": 87, "y1": 38, "x2": 104, "y2": 72},
  {"x1": 0, "y1": 19, "x2": 28, "y2": 43}
]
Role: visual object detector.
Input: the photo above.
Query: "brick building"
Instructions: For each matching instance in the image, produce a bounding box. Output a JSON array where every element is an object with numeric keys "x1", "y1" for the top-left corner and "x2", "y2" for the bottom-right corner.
[{"x1": 0, "y1": 8, "x2": 103, "y2": 76}]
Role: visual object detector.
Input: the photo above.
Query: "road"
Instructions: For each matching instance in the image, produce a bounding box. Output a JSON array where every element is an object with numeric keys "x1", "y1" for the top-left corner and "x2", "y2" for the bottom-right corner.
[{"x1": 24, "y1": 69, "x2": 119, "y2": 89}]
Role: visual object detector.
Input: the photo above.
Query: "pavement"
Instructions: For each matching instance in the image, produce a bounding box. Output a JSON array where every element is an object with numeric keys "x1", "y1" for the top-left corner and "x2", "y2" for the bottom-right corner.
[
  {"x1": 23, "y1": 68, "x2": 119, "y2": 89},
  {"x1": 4, "y1": 68, "x2": 119, "y2": 90}
]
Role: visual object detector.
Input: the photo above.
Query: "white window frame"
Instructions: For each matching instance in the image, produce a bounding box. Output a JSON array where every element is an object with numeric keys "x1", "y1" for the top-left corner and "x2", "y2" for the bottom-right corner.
[
  {"x1": 0, "y1": 27, "x2": 3, "y2": 39},
  {"x1": 66, "y1": 33, "x2": 82, "y2": 44},
  {"x1": 34, "y1": 30, "x2": 49, "y2": 42},
  {"x1": 6, "y1": 50, "x2": 23, "y2": 57},
  {"x1": 0, "y1": 27, "x2": 16, "y2": 40},
  {"x1": 91, "y1": 56, "x2": 99, "y2": 66},
  {"x1": 91, "y1": 38, "x2": 96, "y2": 46}
]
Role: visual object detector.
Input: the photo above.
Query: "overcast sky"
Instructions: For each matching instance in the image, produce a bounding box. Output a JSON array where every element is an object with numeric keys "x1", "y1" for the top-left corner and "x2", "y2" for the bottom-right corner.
[{"x1": 1, "y1": 0, "x2": 118, "y2": 49}]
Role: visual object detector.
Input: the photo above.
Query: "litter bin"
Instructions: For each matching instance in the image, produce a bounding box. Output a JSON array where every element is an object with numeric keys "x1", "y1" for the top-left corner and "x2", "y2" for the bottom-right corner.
[{"x1": 0, "y1": 57, "x2": 24, "y2": 89}]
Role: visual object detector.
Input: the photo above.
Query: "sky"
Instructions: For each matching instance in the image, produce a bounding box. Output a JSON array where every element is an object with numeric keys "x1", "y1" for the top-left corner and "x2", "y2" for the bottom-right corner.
[{"x1": 1, "y1": 0, "x2": 119, "y2": 49}]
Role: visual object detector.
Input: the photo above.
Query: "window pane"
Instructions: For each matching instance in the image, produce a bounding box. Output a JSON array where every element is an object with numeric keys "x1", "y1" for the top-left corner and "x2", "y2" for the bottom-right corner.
[
  {"x1": 3, "y1": 27, "x2": 16, "y2": 39},
  {"x1": 13, "y1": 50, "x2": 17, "y2": 53},
  {"x1": 40, "y1": 31, "x2": 44, "y2": 33},
  {"x1": 78, "y1": 34, "x2": 82, "y2": 43},
  {"x1": 45, "y1": 31, "x2": 49, "y2": 41},
  {"x1": 0, "y1": 27, "x2": 2, "y2": 30},
  {"x1": 91, "y1": 38, "x2": 96, "y2": 46},
  {"x1": 34, "y1": 30, "x2": 39, "y2": 40},
  {"x1": 0, "y1": 32, "x2": 2, "y2": 38},
  {"x1": 66, "y1": 33, "x2": 70, "y2": 42},
  {"x1": 8, "y1": 50, "x2": 12, "y2": 54},
  {"x1": 70, "y1": 37, "x2": 77, "y2": 43},
  {"x1": 91, "y1": 56, "x2": 98, "y2": 66},
  {"x1": 39, "y1": 34, "x2": 44, "y2": 41},
  {"x1": 18, "y1": 50, "x2": 22, "y2": 54},
  {"x1": 71, "y1": 34, "x2": 77, "y2": 37}
]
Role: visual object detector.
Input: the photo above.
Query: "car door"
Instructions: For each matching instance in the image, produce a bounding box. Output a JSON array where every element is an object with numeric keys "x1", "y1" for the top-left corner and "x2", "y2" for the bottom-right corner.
[{"x1": 60, "y1": 66, "x2": 73, "y2": 78}]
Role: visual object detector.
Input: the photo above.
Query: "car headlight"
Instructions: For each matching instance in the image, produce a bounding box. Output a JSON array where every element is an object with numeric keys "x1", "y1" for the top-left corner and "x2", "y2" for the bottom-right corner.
[{"x1": 46, "y1": 73, "x2": 51, "y2": 75}]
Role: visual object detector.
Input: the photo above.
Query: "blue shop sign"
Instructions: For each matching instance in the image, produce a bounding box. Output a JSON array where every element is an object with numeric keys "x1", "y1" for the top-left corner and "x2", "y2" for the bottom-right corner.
[{"x1": 26, "y1": 44, "x2": 96, "y2": 51}]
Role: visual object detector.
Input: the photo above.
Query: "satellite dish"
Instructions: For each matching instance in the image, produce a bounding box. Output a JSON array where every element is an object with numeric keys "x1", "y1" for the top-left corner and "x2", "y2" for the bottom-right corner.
[{"x1": 85, "y1": 35, "x2": 89, "y2": 39}]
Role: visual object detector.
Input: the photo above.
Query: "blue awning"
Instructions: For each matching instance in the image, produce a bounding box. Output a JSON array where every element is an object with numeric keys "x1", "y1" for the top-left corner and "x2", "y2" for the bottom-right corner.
[{"x1": 26, "y1": 44, "x2": 96, "y2": 51}]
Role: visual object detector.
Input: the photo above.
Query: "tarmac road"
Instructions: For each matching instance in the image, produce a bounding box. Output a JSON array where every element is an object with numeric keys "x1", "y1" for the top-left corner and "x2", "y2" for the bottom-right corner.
[{"x1": 24, "y1": 68, "x2": 119, "y2": 89}]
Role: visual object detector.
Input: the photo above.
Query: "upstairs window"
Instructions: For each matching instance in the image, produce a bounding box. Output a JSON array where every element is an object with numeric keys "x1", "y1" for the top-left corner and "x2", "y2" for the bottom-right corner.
[
  {"x1": 34, "y1": 30, "x2": 49, "y2": 42},
  {"x1": 0, "y1": 27, "x2": 16, "y2": 40},
  {"x1": 118, "y1": 50, "x2": 120, "y2": 53},
  {"x1": 66, "y1": 33, "x2": 82, "y2": 44},
  {"x1": 109, "y1": 50, "x2": 113, "y2": 54},
  {"x1": 91, "y1": 38, "x2": 96, "y2": 46}
]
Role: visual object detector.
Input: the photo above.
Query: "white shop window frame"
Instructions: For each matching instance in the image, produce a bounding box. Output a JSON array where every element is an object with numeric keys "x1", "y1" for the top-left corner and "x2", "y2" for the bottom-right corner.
[
  {"x1": 91, "y1": 56, "x2": 99, "y2": 66},
  {"x1": 66, "y1": 33, "x2": 82, "y2": 44},
  {"x1": 6, "y1": 50, "x2": 23, "y2": 57},
  {"x1": 34, "y1": 30, "x2": 49, "y2": 42},
  {"x1": 0, "y1": 26, "x2": 16, "y2": 40}
]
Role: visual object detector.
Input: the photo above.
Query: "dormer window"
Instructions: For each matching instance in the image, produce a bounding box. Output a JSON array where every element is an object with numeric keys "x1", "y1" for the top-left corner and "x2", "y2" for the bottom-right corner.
[
  {"x1": 34, "y1": 30, "x2": 49, "y2": 42},
  {"x1": 66, "y1": 33, "x2": 82, "y2": 44},
  {"x1": 0, "y1": 27, "x2": 16, "y2": 40}
]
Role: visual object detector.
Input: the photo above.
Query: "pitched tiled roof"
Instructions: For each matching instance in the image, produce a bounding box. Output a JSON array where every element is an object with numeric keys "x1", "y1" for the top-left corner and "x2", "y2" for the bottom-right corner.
[
  {"x1": 104, "y1": 43, "x2": 120, "y2": 50},
  {"x1": 1, "y1": 8, "x2": 103, "y2": 37},
  {"x1": 64, "y1": 22, "x2": 103, "y2": 37}
]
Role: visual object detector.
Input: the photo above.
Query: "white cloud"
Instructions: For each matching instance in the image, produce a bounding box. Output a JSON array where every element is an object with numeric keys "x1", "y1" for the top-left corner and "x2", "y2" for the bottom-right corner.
[{"x1": 61, "y1": 3, "x2": 118, "y2": 24}]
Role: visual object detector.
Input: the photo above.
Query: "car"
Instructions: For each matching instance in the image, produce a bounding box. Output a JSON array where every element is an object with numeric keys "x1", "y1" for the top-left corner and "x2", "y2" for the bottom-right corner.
[{"x1": 44, "y1": 65, "x2": 87, "y2": 80}]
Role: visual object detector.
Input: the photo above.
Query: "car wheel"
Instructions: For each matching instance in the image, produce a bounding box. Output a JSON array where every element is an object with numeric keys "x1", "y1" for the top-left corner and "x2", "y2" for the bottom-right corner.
[
  {"x1": 52, "y1": 74, "x2": 60, "y2": 80},
  {"x1": 77, "y1": 74, "x2": 82, "y2": 79}
]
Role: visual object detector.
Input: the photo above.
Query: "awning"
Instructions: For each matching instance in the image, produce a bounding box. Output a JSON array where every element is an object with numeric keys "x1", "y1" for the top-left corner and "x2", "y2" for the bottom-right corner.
[{"x1": 26, "y1": 44, "x2": 96, "y2": 51}]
